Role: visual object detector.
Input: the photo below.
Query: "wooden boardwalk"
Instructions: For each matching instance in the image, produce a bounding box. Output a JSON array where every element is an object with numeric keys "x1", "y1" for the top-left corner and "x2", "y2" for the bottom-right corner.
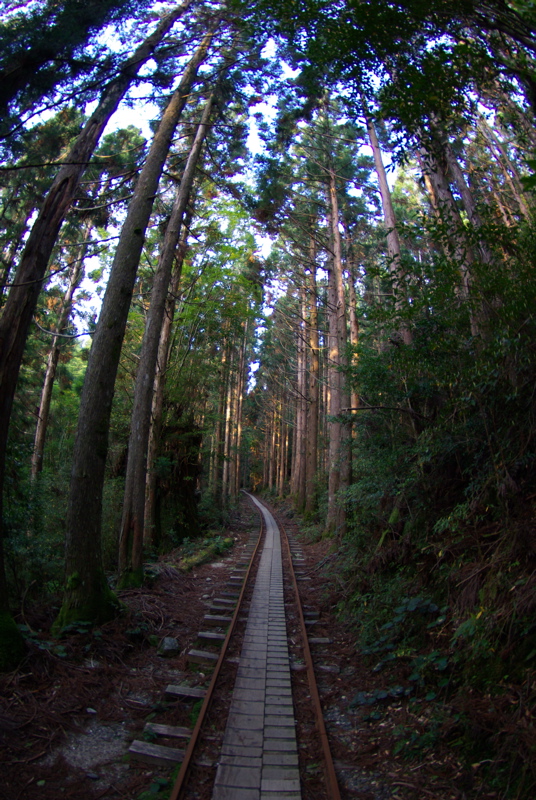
[{"x1": 212, "y1": 494, "x2": 301, "y2": 800}]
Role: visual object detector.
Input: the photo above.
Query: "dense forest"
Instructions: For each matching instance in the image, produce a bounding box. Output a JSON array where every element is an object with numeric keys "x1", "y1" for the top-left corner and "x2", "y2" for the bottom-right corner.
[{"x1": 1, "y1": 0, "x2": 536, "y2": 794}]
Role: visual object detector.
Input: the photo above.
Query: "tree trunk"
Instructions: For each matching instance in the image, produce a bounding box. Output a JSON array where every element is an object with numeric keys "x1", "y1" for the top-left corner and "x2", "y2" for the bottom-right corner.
[
  {"x1": 144, "y1": 219, "x2": 191, "y2": 548},
  {"x1": 209, "y1": 345, "x2": 227, "y2": 500},
  {"x1": 31, "y1": 221, "x2": 92, "y2": 479},
  {"x1": 294, "y1": 280, "x2": 308, "y2": 511},
  {"x1": 221, "y1": 345, "x2": 235, "y2": 505},
  {"x1": 419, "y1": 136, "x2": 495, "y2": 338},
  {"x1": 305, "y1": 239, "x2": 319, "y2": 516},
  {"x1": 326, "y1": 261, "x2": 341, "y2": 533},
  {"x1": 478, "y1": 117, "x2": 531, "y2": 221},
  {"x1": 443, "y1": 140, "x2": 494, "y2": 266},
  {"x1": 417, "y1": 146, "x2": 476, "y2": 311},
  {"x1": 342, "y1": 223, "x2": 360, "y2": 416},
  {"x1": 365, "y1": 114, "x2": 412, "y2": 345},
  {"x1": 233, "y1": 320, "x2": 249, "y2": 498},
  {"x1": 269, "y1": 402, "x2": 277, "y2": 491},
  {"x1": 278, "y1": 398, "x2": 289, "y2": 497},
  {"x1": 54, "y1": 25, "x2": 219, "y2": 629},
  {"x1": 325, "y1": 169, "x2": 350, "y2": 536},
  {"x1": 119, "y1": 90, "x2": 217, "y2": 584},
  {"x1": 347, "y1": 264, "x2": 360, "y2": 413},
  {"x1": 228, "y1": 350, "x2": 239, "y2": 500},
  {"x1": 0, "y1": 204, "x2": 35, "y2": 305}
]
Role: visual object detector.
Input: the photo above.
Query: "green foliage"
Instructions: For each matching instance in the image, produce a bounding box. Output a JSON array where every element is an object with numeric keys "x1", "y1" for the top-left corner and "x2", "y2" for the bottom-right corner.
[
  {"x1": 0, "y1": 0, "x2": 152, "y2": 135},
  {"x1": 392, "y1": 708, "x2": 451, "y2": 759},
  {"x1": 101, "y1": 477, "x2": 126, "y2": 570},
  {"x1": 189, "y1": 699, "x2": 204, "y2": 727},
  {"x1": 3, "y1": 471, "x2": 66, "y2": 599},
  {"x1": 137, "y1": 775, "x2": 174, "y2": 798},
  {"x1": 178, "y1": 533, "x2": 234, "y2": 572},
  {"x1": 53, "y1": 583, "x2": 120, "y2": 633}
]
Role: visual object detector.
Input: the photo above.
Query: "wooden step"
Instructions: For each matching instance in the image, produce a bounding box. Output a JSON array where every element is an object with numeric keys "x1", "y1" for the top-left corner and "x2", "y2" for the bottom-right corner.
[
  {"x1": 165, "y1": 684, "x2": 206, "y2": 700},
  {"x1": 203, "y1": 614, "x2": 231, "y2": 627},
  {"x1": 143, "y1": 722, "x2": 191, "y2": 739},
  {"x1": 187, "y1": 649, "x2": 219, "y2": 665},
  {"x1": 129, "y1": 739, "x2": 184, "y2": 766},
  {"x1": 208, "y1": 607, "x2": 232, "y2": 616},
  {"x1": 197, "y1": 630, "x2": 226, "y2": 643}
]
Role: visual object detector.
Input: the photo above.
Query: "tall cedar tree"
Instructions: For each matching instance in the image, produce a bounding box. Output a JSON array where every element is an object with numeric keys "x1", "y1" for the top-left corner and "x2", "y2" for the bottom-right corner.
[{"x1": 54, "y1": 20, "x2": 222, "y2": 629}]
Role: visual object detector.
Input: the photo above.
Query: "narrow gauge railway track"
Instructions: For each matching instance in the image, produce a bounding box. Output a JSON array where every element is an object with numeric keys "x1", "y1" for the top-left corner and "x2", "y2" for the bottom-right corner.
[{"x1": 137, "y1": 493, "x2": 341, "y2": 800}]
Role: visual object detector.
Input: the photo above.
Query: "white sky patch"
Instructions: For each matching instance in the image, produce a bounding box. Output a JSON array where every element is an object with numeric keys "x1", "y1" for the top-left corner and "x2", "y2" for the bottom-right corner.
[
  {"x1": 281, "y1": 61, "x2": 300, "y2": 80},
  {"x1": 257, "y1": 234, "x2": 274, "y2": 258},
  {"x1": 247, "y1": 97, "x2": 279, "y2": 155}
]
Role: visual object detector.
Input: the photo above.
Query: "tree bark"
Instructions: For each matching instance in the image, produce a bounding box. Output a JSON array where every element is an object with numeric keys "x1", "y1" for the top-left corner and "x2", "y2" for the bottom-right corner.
[
  {"x1": 325, "y1": 169, "x2": 350, "y2": 537},
  {"x1": 119, "y1": 90, "x2": 217, "y2": 584},
  {"x1": 233, "y1": 320, "x2": 249, "y2": 498},
  {"x1": 144, "y1": 218, "x2": 191, "y2": 548},
  {"x1": 31, "y1": 221, "x2": 92, "y2": 479},
  {"x1": 305, "y1": 239, "x2": 319, "y2": 516},
  {"x1": 209, "y1": 345, "x2": 228, "y2": 500},
  {"x1": 342, "y1": 223, "x2": 360, "y2": 416},
  {"x1": 221, "y1": 345, "x2": 235, "y2": 505},
  {"x1": 478, "y1": 117, "x2": 531, "y2": 221},
  {"x1": 294, "y1": 280, "x2": 308, "y2": 511},
  {"x1": 54, "y1": 24, "x2": 219, "y2": 629},
  {"x1": 419, "y1": 135, "x2": 497, "y2": 339},
  {"x1": 417, "y1": 146, "x2": 476, "y2": 314},
  {"x1": 443, "y1": 140, "x2": 494, "y2": 266},
  {"x1": 269, "y1": 402, "x2": 277, "y2": 491},
  {"x1": 365, "y1": 114, "x2": 412, "y2": 345}
]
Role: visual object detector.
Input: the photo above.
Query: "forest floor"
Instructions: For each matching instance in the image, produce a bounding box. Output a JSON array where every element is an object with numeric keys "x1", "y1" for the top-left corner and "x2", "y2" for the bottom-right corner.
[{"x1": 0, "y1": 497, "x2": 516, "y2": 800}]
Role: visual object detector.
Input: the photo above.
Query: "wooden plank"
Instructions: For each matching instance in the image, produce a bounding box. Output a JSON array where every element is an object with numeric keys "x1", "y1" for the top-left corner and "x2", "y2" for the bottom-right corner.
[
  {"x1": 198, "y1": 630, "x2": 226, "y2": 642},
  {"x1": 165, "y1": 684, "x2": 206, "y2": 700},
  {"x1": 187, "y1": 648, "x2": 218, "y2": 665},
  {"x1": 203, "y1": 614, "x2": 231, "y2": 627},
  {"x1": 143, "y1": 722, "x2": 191, "y2": 739},
  {"x1": 129, "y1": 739, "x2": 184, "y2": 766}
]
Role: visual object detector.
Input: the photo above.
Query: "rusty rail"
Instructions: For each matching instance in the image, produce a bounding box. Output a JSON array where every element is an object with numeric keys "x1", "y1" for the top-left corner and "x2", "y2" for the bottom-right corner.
[{"x1": 267, "y1": 500, "x2": 342, "y2": 800}]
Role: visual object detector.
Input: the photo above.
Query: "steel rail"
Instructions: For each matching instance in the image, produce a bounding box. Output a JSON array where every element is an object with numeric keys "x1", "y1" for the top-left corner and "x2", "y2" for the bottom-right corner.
[
  {"x1": 169, "y1": 495, "x2": 265, "y2": 800},
  {"x1": 265, "y1": 499, "x2": 342, "y2": 800}
]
